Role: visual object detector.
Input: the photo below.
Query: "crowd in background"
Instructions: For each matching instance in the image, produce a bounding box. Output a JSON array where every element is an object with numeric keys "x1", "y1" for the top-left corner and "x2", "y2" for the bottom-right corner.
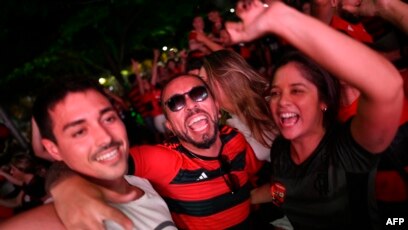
[{"x1": 0, "y1": 0, "x2": 407, "y2": 228}]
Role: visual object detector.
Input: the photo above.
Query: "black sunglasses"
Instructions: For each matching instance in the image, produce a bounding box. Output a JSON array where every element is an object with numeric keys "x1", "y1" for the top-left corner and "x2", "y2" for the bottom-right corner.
[
  {"x1": 164, "y1": 85, "x2": 209, "y2": 112},
  {"x1": 219, "y1": 155, "x2": 240, "y2": 194}
]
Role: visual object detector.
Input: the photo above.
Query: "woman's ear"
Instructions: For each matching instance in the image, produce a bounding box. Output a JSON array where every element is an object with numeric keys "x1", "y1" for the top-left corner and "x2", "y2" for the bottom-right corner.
[{"x1": 320, "y1": 103, "x2": 328, "y2": 112}]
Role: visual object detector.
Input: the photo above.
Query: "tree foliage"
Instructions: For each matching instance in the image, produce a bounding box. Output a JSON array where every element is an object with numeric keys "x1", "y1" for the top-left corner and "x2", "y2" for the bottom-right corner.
[{"x1": 0, "y1": 0, "x2": 233, "y2": 106}]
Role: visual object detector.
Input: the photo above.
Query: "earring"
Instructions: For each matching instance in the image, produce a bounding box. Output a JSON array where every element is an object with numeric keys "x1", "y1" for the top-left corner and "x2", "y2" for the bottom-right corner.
[{"x1": 322, "y1": 107, "x2": 328, "y2": 112}]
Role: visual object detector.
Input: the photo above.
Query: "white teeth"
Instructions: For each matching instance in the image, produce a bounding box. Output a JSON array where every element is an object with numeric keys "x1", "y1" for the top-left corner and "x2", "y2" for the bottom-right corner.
[
  {"x1": 188, "y1": 116, "x2": 206, "y2": 126},
  {"x1": 280, "y1": 113, "x2": 297, "y2": 118},
  {"x1": 96, "y1": 150, "x2": 118, "y2": 161}
]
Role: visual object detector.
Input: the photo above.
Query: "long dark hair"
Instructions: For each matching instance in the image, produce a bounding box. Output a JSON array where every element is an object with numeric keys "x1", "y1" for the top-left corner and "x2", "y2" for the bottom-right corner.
[{"x1": 270, "y1": 50, "x2": 341, "y2": 129}]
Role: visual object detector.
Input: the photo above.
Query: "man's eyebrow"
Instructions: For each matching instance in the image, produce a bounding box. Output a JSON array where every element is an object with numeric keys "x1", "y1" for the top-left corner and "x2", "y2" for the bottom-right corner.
[
  {"x1": 62, "y1": 106, "x2": 114, "y2": 132},
  {"x1": 62, "y1": 119, "x2": 85, "y2": 132}
]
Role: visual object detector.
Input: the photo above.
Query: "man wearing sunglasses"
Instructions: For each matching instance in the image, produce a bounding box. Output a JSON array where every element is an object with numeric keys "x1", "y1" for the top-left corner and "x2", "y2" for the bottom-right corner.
[
  {"x1": 140, "y1": 74, "x2": 263, "y2": 229},
  {"x1": 29, "y1": 74, "x2": 264, "y2": 230}
]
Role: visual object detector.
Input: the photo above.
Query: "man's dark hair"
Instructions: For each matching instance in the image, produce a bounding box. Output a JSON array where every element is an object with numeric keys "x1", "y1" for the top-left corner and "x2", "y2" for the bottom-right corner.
[
  {"x1": 32, "y1": 77, "x2": 109, "y2": 143},
  {"x1": 185, "y1": 54, "x2": 204, "y2": 73}
]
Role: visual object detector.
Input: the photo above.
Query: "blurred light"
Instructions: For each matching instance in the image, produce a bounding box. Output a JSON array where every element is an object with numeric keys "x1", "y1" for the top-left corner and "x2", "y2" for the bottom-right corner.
[
  {"x1": 120, "y1": 70, "x2": 130, "y2": 76},
  {"x1": 162, "y1": 46, "x2": 168, "y2": 51},
  {"x1": 230, "y1": 8, "x2": 235, "y2": 13},
  {"x1": 99, "y1": 77, "x2": 107, "y2": 85},
  {"x1": 169, "y1": 47, "x2": 178, "y2": 52},
  {"x1": 263, "y1": 3, "x2": 269, "y2": 7},
  {"x1": 109, "y1": 86, "x2": 114, "y2": 91}
]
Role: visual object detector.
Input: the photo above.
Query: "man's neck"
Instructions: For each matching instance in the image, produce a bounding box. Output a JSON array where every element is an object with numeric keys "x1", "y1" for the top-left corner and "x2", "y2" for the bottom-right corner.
[
  {"x1": 180, "y1": 138, "x2": 223, "y2": 158},
  {"x1": 89, "y1": 176, "x2": 143, "y2": 199},
  {"x1": 90, "y1": 177, "x2": 127, "y2": 193}
]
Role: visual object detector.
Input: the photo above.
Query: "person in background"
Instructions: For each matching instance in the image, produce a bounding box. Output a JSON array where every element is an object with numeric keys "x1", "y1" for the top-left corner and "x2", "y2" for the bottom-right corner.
[
  {"x1": 188, "y1": 15, "x2": 211, "y2": 58},
  {"x1": 207, "y1": 9, "x2": 224, "y2": 43},
  {"x1": 227, "y1": 0, "x2": 403, "y2": 229},
  {"x1": 0, "y1": 153, "x2": 47, "y2": 214},
  {"x1": 131, "y1": 49, "x2": 167, "y2": 143}
]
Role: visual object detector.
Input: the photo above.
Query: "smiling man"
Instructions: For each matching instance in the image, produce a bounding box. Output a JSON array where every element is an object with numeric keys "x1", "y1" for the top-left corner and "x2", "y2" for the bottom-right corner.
[
  {"x1": 0, "y1": 78, "x2": 176, "y2": 230},
  {"x1": 43, "y1": 74, "x2": 264, "y2": 230}
]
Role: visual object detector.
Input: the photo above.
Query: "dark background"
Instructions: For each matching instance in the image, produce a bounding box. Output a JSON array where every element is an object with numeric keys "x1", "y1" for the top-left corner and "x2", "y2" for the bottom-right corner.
[{"x1": 0, "y1": 0, "x2": 237, "y2": 108}]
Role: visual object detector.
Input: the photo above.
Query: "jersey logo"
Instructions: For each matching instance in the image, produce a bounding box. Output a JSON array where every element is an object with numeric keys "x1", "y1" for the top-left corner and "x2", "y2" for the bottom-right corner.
[
  {"x1": 197, "y1": 172, "x2": 208, "y2": 181},
  {"x1": 270, "y1": 182, "x2": 286, "y2": 207}
]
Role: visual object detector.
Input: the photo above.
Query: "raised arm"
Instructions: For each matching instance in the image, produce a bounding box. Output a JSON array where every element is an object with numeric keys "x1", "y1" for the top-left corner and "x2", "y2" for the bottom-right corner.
[
  {"x1": 31, "y1": 117, "x2": 54, "y2": 161},
  {"x1": 227, "y1": 0, "x2": 404, "y2": 153},
  {"x1": 46, "y1": 162, "x2": 137, "y2": 230},
  {"x1": 0, "y1": 169, "x2": 23, "y2": 186},
  {"x1": 151, "y1": 49, "x2": 160, "y2": 86},
  {"x1": 195, "y1": 31, "x2": 225, "y2": 52},
  {"x1": 131, "y1": 58, "x2": 145, "y2": 95}
]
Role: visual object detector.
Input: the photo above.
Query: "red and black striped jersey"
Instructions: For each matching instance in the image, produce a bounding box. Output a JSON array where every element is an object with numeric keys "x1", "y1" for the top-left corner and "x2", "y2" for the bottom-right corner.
[{"x1": 128, "y1": 125, "x2": 263, "y2": 229}]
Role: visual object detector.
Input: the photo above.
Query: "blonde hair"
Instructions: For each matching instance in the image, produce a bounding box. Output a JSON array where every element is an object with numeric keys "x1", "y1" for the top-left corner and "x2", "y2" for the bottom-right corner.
[{"x1": 203, "y1": 50, "x2": 277, "y2": 147}]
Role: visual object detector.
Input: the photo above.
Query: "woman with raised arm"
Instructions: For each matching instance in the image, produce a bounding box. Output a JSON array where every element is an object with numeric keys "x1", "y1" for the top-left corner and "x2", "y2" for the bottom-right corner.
[{"x1": 226, "y1": 0, "x2": 403, "y2": 229}]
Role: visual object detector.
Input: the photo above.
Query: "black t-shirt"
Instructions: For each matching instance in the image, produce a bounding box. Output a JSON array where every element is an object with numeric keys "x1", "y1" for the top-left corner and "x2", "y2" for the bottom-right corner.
[{"x1": 270, "y1": 121, "x2": 379, "y2": 230}]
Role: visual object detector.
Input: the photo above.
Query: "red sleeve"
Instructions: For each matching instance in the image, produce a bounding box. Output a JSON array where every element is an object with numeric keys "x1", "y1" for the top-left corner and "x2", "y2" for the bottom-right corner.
[
  {"x1": 338, "y1": 98, "x2": 358, "y2": 123},
  {"x1": 129, "y1": 145, "x2": 182, "y2": 186}
]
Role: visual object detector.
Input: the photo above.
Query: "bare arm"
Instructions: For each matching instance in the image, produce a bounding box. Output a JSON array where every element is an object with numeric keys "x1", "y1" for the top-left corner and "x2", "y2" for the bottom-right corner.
[
  {"x1": 131, "y1": 58, "x2": 145, "y2": 95},
  {"x1": 0, "y1": 203, "x2": 66, "y2": 230},
  {"x1": 31, "y1": 117, "x2": 54, "y2": 161},
  {"x1": 227, "y1": 0, "x2": 403, "y2": 153},
  {"x1": 0, "y1": 170, "x2": 23, "y2": 186},
  {"x1": 178, "y1": 49, "x2": 188, "y2": 73},
  {"x1": 46, "y1": 162, "x2": 137, "y2": 230},
  {"x1": 195, "y1": 31, "x2": 225, "y2": 52},
  {"x1": 151, "y1": 49, "x2": 160, "y2": 86},
  {"x1": 251, "y1": 183, "x2": 273, "y2": 204}
]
